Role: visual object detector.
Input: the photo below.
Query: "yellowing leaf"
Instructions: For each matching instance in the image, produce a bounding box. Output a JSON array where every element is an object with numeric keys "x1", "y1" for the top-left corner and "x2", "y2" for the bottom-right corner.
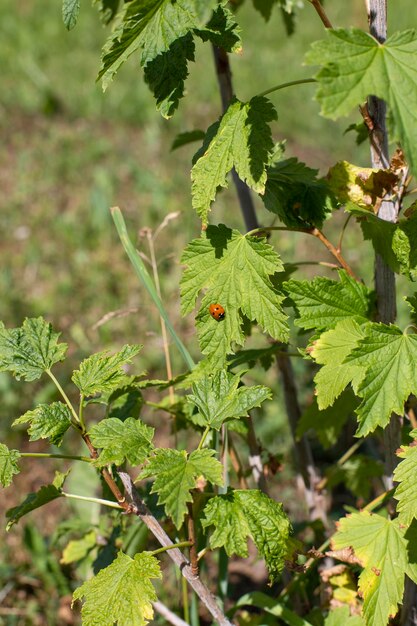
[
  {"x1": 327, "y1": 161, "x2": 397, "y2": 210},
  {"x1": 73, "y1": 551, "x2": 162, "y2": 626},
  {"x1": 332, "y1": 511, "x2": 417, "y2": 626}
]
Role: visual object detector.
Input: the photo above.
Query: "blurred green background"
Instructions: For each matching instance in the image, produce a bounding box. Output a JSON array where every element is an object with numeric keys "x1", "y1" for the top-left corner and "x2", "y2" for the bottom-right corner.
[{"x1": 0, "y1": 1, "x2": 415, "y2": 623}]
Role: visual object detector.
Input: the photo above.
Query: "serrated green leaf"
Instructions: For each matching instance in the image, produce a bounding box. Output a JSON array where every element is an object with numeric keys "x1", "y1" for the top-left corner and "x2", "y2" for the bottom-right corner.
[
  {"x1": 72, "y1": 551, "x2": 161, "y2": 626},
  {"x1": 196, "y1": 5, "x2": 242, "y2": 53},
  {"x1": 324, "y1": 606, "x2": 365, "y2": 626},
  {"x1": 89, "y1": 417, "x2": 154, "y2": 467},
  {"x1": 139, "y1": 448, "x2": 223, "y2": 528},
  {"x1": 263, "y1": 157, "x2": 333, "y2": 228},
  {"x1": 297, "y1": 388, "x2": 358, "y2": 448},
  {"x1": 0, "y1": 317, "x2": 67, "y2": 381},
  {"x1": 332, "y1": 511, "x2": 417, "y2": 626},
  {"x1": 344, "y1": 324, "x2": 417, "y2": 436},
  {"x1": 0, "y1": 443, "x2": 20, "y2": 488},
  {"x1": 202, "y1": 489, "x2": 291, "y2": 582},
  {"x1": 181, "y1": 224, "x2": 288, "y2": 362},
  {"x1": 98, "y1": 0, "x2": 218, "y2": 90},
  {"x1": 144, "y1": 33, "x2": 195, "y2": 118},
  {"x1": 310, "y1": 318, "x2": 366, "y2": 409},
  {"x1": 285, "y1": 270, "x2": 371, "y2": 331},
  {"x1": 6, "y1": 471, "x2": 67, "y2": 530},
  {"x1": 394, "y1": 436, "x2": 417, "y2": 524},
  {"x1": 61, "y1": 530, "x2": 97, "y2": 564},
  {"x1": 72, "y1": 344, "x2": 141, "y2": 396},
  {"x1": 191, "y1": 97, "x2": 277, "y2": 223},
  {"x1": 305, "y1": 28, "x2": 417, "y2": 177},
  {"x1": 349, "y1": 204, "x2": 417, "y2": 279},
  {"x1": 325, "y1": 455, "x2": 383, "y2": 499},
  {"x1": 62, "y1": 0, "x2": 80, "y2": 30},
  {"x1": 187, "y1": 369, "x2": 271, "y2": 430},
  {"x1": 13, "y1": 402, "x2": 72, "y2": 446}
]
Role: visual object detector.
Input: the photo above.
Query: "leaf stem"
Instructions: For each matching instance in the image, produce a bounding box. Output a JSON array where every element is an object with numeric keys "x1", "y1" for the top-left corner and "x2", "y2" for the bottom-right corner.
[
  {"x1": 78, "y1": 393, "x2": 86, "y2": 431},
  {"x1": 46, "y1": 369, "x2": 81, "y2": 426},
  {"x1": 20, "y1": 452, "x2": 92, "y2": 462},
  {"x1": 197, "y1": 426, "x2": 211, "y2": 451},
  {"x1": 257, "y1": 78, "x2": 316, "y2": 99},
  {"x1": 61, "y1": 491, "x2": 123, "y2": 509},
  {"x1": 246, "y1": 226, "x2": 360, "y2": 281},
  {"x1": 307, "y1": 0, "x2": 333, "y2": 28},
  {"x1": 315, "y1": 439, "x2": 363, "y2": 491},
  {"x1": 150, "y1": 541, "x2": 193, "y2": 557},
  {"x1": 111, "y1": 207, "x2": 195, "y2": 371}
]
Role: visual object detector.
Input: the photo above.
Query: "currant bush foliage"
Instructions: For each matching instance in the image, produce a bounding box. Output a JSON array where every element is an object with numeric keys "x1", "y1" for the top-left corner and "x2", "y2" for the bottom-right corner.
[{"x1": 4, "y1": 1, "x2": 417, "y2": 625}]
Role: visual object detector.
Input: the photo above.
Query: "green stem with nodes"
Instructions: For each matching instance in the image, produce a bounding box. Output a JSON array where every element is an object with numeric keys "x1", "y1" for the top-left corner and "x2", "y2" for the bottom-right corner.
[
  {"x1": 257, "y1": 78, "x2": 316, "y2": 99},
  {"x1": 197, "y1": 426, "x2": 211, "y2": 451},
  {"x1": 61, "y1": 492, "x2": 123, "y2": 509},
  {"x1": 21, "y1": 452, "x2": 92, "y2": 462},
  {"x1": 150, "y1": 541, "x2": 193, "y2": 557},
  {"x1": 46, "y1": 369, "x2": 81, "y2": 426}
]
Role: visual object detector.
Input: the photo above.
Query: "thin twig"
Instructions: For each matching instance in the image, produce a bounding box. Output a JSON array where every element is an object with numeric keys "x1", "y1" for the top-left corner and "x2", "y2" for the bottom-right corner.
[
  {"x1": 153, "y1": 601, "x2": 191, "y2": 626},
  {"x1": 187, "y1": 502, "x2": 199, "y2": 576},
  {"x1": 310, "y1": 228, "x2": 360, "y2": 281},
  {"x1": 307, "y1": 0, "x2": 333, "y2": 28}
]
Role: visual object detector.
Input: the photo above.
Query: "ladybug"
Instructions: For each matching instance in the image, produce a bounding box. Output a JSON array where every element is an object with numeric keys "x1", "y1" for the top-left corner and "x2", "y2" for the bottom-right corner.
[{"x1": 209, "y1": 303, "x2": 225, "y2": 321}]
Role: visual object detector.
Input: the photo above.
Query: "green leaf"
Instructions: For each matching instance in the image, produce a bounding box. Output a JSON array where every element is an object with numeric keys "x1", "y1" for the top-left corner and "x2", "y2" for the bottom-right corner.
[
  {"x1": 62, "y1": 0, "x2": 80, "y2": 30},
  {"x1": 263, "y1": 157, "x2": 333, "y2": 228},
  {"x1": 297, "y1": 388, "x2": 358, "y2": 448},
  {"x1": 196, "y1": 4, "x2": 242, "y2": 53},
  {"x1": 0, "y1": 443, "x2": 20, "y2": 488},
  {"x1": 144, "y1": 33, "x2": 195, "y2": 118},
  {"x1": 6, "y1": 471, "x2": 67, "y2": 530},
  {"x1": 187, "y1": 369, "x2": 271, "y2": 430},
  {"x1": 310, "y1": 318, "x2": 366, "y2": 410},
  {"x1": 191, "y1": 97, "x2": 277, "y2": 223},
  {"x1": 93, "y1": 0, "x2": 120, "y2": 25},
  {"x1": 61, "y1": 530, "x2": 97, "y2": 564},
  {"x1": 324, "y1": 606, "x2": 365, "y2": 626},
  {"x1": 171, "y1": 129, "x2": 205, "y2": 151},
  {"x1": 73, "y1": 551, "x2": 162, "y2": 626},
  {"x1": 344, "y1": 324, "x2": 417, "y2": 436},
  {"x1": 13, "y1": 402, "x2": 72, "y2": 446},
  {"x1": 332, "y1": 511, "x2": 417, "y2": 626},
  {"x1": 349, "y1": 204, "x2": 417, "y2": 279},
  {"x1": 99, "y1": 0, "x2": 218, "y2": 90},
  {"x1": 89, "y1": 417, "x2": 154, "y2": 467},
  {"x1": 72, "y1": 344, "x2": 141, "y2": 396},
  {"x1": 0, "y1": 317, "x2": 67, "y2": 381},
  {"x1": 139, "y1": 448, "x2": 223, "y2": 528},
  {"x1": 202, "y1": 489, "x2": 291, "y2": 582},
  {"x1": 231, "y1": 591, "x2": 313, "y2": 626},
  {"x1": 181, "y1": 224, "x2": 289, "y2": 362},
  {"x1": 393, "y1": 434, "x2": 417, "y2": 523},
  {"x1": 284, "y1": 270, "x2": 371, "y2": 331},
  {"x1": 305, "y1": 28, "x2": 417, "y2": 177},
  {"x1": 325, "y1": 455, "x2": 383, "y2": 499}
]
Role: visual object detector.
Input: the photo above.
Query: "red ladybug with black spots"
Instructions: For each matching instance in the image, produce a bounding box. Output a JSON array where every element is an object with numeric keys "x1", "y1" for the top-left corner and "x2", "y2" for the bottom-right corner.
[{"x1": 209, "y1": 303, "x2": 225, "y2": 321}]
